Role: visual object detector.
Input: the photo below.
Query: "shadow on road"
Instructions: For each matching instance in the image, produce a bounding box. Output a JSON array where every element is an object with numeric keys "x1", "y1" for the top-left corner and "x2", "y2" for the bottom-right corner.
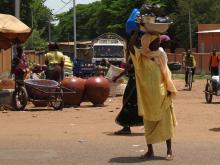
[
  {"x1": 178, "y1": 88, "x2": 190, "y2": 91},
  {"x1": 103, "y1": 132, "x2": 144, "y2": 137},
  {"x1": 209, "y1": 127, "x2": 220, "y2": 132},
  {"x1": 201, "y1": 102, "x2": 220, "y2": 104},
  {"x1": 109, "y1": 156, "x2": 165, "y2": 163},
  {"x1": 21, "y1": 108, "x2": 55, "y2": 112},
  {"x1": 65, "y1": 104, "x2": 108, "y2": 109}
]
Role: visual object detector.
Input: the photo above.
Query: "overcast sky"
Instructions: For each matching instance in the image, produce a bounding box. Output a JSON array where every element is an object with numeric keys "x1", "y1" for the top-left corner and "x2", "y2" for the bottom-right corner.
[{"x1": 45, "y1": 0, "x2": 99, "y2": 14}]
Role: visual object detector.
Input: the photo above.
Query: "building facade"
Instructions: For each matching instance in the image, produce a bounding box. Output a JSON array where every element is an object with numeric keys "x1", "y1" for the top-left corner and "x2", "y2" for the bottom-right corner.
[{"x1": 198, "y1": 24, "x2": 220, "y2": 53}]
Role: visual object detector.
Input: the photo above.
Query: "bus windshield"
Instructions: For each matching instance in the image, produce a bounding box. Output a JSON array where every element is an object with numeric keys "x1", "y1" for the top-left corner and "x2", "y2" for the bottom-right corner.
[{"x1": 93, "y1": 45, "x2": 124, "y2": 58}]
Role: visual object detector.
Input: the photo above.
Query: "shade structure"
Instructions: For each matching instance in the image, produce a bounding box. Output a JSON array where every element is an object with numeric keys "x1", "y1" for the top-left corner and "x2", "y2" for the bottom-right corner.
[{"x1": 0, "y1": 14, "x2": 32, "y2": 49}]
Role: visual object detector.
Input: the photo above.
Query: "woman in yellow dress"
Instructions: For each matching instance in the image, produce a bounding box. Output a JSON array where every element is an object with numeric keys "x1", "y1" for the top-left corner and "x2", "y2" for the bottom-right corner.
[{"x1": 129, "y1": 29, "x2": 177, "y2": 160}]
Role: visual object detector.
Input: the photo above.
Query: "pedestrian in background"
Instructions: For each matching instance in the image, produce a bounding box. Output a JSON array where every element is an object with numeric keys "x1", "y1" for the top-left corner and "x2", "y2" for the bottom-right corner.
[
  {"x1": 45, "y1": 43, "x2": 65, "y2": 82},
  {"x1": 10, "y1": 45, "x2": 29, "y2": 80},
  {"x1": 209, "y1": 49, "x2": 219, "y2": 76}
]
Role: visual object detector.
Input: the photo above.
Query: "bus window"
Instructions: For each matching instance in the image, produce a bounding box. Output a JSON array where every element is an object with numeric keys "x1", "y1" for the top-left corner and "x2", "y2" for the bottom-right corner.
[{"x1": 94, "y1": 45, "x2": 124, "y2": 58}]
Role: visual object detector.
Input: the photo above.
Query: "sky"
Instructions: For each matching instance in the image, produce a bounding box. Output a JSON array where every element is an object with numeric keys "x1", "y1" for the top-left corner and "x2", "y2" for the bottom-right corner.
[{"x1": 45, "y1": 0, "x2": 99, "y2": 14}]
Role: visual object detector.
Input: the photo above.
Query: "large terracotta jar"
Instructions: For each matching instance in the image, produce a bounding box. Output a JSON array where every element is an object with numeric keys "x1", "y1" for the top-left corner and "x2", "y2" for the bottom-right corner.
[
  {"x1": 85, "y1": 76, "x2": 110, "y2": 106},
  {"x1": 61, "y1": 77, "x2": 86, "y2": 106}
]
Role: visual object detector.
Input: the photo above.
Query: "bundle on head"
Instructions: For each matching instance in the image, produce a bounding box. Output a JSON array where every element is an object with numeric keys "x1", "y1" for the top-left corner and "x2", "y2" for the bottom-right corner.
[
  {"x1": 140, "y1": 4, "x2": 163, "y2": 17},
  {"x1": 139, "y1": 3, "x2": 171, "y2": 23}
]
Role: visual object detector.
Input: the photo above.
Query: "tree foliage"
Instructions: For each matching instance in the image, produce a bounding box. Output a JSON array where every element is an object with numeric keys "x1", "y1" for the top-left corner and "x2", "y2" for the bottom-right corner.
[
  {"x1": 53, "y1": 0, "x2": 220, "y2": 49},
  {"x1": 1, "y1": 0, "x2": 220, "y2": 50},
  {"x1": 24, "y1": 29, "x2": 47, "y2": 50}
]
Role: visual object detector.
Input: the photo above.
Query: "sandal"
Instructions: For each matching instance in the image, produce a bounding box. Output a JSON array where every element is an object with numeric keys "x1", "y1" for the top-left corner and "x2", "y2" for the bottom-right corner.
[{"x1": 165, "y1": 154, "x2": 173, "y2": 161}]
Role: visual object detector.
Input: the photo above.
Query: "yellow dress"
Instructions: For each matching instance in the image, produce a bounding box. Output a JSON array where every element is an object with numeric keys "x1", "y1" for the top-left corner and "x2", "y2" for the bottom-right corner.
[{"x1": 131, "y1": 47, "x2": 177, "y2": 144}]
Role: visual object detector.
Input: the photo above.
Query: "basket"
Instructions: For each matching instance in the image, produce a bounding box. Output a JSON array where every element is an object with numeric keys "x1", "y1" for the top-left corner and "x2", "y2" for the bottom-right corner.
[
  {"x1": 105, "y1": 65, "x2": 125, "y2": 83},
  {"x1": 168, "y1": 62, "x2": 182, "y2": 71}
]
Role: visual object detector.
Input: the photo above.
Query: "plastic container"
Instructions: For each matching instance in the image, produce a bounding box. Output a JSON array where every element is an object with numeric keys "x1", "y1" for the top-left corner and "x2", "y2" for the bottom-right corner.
[
  {"x1": 105, "y1": 65, "x2": 125, "y2": 83},
  {"x1": 168, "y1": 62, "x2": 182, "y2": 71}
]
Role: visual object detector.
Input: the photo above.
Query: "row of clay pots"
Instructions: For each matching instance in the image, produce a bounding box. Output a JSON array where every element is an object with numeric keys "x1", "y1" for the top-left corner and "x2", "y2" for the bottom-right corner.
[
  {"x1": 33, "y1": 76, "x2": 110, "y2": 107},
  {"x1": 61, "y1": 76, "x2": 110, "y2": 106}
]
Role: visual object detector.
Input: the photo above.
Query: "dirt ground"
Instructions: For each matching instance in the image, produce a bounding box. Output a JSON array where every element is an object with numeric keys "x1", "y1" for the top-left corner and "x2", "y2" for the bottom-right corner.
[{"x1": 0, "y1": 80, "x2": 220, "y2": 165}]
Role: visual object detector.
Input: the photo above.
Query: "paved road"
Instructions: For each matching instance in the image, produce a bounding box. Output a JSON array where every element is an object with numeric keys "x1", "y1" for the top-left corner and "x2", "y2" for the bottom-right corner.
[{"x1": 0, "y1": 80, "x2": 220, "y2": 165}]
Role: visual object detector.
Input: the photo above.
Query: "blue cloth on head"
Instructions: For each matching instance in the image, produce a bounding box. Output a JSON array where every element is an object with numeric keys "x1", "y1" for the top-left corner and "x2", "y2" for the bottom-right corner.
[{"x1": 126, "y1": 8, "x2": 140, "y2": 35}]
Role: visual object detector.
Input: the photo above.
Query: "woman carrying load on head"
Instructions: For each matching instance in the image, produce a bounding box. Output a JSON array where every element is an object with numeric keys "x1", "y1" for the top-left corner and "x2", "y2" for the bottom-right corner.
[
  {"x1": 113, "y1": 37, "x2": 144, "y2": 134},
  {"x1": 45, "y1": 43, "x2": 65, "y2": 82},
  {"x1": 130, "y1": 4, "x2": 177, "y2": 160},
  {"x1": 113, "y1": 9, "x2": 144, "y2": 135}
]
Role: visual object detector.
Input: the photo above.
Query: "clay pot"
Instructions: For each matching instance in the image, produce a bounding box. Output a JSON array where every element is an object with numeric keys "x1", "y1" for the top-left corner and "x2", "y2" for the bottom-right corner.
[
  {"x1": 85, "y1": 76, "x2": 110, "y2": 106},
  {"x1": 61, "y1": 77, "x2": 86, "y2": 106}
]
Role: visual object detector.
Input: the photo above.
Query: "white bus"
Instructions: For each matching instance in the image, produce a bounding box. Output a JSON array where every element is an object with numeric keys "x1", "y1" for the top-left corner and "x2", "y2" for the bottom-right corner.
[{"x1": 92, "y1": 33, "x2": 126, "y2": 67}]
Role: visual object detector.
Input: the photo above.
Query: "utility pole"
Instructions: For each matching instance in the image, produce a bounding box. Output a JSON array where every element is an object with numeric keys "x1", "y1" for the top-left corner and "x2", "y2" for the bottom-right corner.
[
  {"x1": 73, "y1": 0, "x2": 77, "y2": 58},
  {"x1": 188, "y1": 9, "x2": 192, "y2": 51},
  {"x1": 68, "y1": 33, "x2": 71, "y2": 56},
  {"x1": 31, "y1": 10, "x2": 34, "y2": 48},
  {"x1": 15, "y1": 0, "x2": 20, "y2": 19},
  {"x1": 48, "y1": 16, "x2": 51, "y2": 42}
]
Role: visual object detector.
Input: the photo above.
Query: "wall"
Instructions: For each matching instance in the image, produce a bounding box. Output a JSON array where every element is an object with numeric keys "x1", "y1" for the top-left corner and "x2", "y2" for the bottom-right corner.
[
  {"x1": 198, "y1": 24, "x2": 220, "y2": 53},
  {"x1": 25, "y1": 51, "x2": 45, "y2": 65},
  {"x1": 167, "y1": 52, "x2": 211, "y2": 74},
  {"x1": 0, "y1": 50, "x2": 45, "y2": 75},
  {"x1": 0, "y1": 48, "x2": 12, "y2": 74}
]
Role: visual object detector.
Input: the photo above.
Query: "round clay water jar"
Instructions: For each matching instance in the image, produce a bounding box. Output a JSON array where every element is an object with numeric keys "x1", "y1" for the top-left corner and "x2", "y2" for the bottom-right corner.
[
  {"x1": 85, "y1": 76, "x2": 110, "y2": 106},
  {"x1": 61, "y1": 77, "x2": 86, "y2": 106}
]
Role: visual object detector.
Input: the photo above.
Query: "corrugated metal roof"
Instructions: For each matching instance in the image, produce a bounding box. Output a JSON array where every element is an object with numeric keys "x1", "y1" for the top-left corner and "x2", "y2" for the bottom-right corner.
[
  {"x1": 197, "y1": 29, "x2": 220, "y2": 33},
  {"x1": 56, "y1": 41, "x2": 92, "y2": 45}
]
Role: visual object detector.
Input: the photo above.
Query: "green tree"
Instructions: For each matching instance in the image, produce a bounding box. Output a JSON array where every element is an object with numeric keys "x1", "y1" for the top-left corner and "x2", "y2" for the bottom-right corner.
[
  {"x1": 169, "y1": 0, "x2": 220, "y2": 49},
  {"x1": 31, "y1": 0, "x2": 53, "y2": 40},
  {"x1": 24, "y1": 29, "x2": 47, "y2": 50},
  {"x1": 54, "y1": 0, "x2": 155, "y2": 41}
]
